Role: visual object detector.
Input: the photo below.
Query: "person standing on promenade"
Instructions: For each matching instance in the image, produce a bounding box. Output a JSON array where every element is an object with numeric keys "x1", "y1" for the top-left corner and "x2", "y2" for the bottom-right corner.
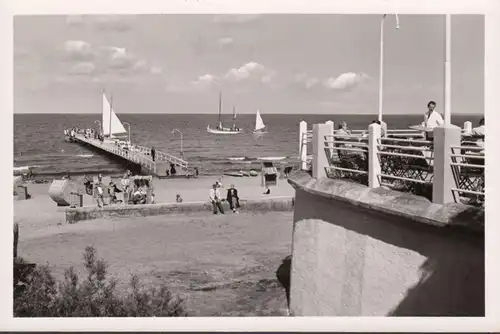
[
  {"x1": 151, "y1": 147, "x2": 156, "y2": 161},
  {"x1": 209, "y1": 183, "x2": 224, "y2": 214}
]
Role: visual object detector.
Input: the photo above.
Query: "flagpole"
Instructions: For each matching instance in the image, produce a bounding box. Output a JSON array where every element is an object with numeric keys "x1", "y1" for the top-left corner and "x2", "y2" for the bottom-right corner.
[
  {"x1": 378, "y1": 13, "x2": 400, "y2": 122},
  {"x1": 444, "y1": 14, "x2": 451, "y2": 125}
]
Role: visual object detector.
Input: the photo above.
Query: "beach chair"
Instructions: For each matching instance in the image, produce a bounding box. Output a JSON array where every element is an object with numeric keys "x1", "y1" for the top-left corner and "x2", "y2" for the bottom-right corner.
[{"x1": 261, "y1": 161, "x2": 279, "y2": 187}]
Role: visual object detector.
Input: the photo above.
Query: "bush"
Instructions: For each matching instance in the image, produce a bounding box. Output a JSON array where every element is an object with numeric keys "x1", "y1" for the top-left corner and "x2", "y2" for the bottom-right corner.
[{"x1": 14, "y1": 246, "x2": 187, "y2": 317}]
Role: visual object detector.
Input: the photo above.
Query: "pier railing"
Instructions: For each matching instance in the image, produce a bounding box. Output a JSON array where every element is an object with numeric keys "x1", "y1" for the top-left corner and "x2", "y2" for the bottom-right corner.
[
  {"x1": 302, "y1": 121, "x2": 484, "y2": 205},
  {"x1": 134, "y1": 144, "x2": 189, "y2": 170}
]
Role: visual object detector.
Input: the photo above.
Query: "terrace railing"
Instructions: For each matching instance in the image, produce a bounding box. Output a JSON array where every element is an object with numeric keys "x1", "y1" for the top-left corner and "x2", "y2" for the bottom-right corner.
[{"x1": 304, "y1": 121, "x2": 484, "y2": 206}]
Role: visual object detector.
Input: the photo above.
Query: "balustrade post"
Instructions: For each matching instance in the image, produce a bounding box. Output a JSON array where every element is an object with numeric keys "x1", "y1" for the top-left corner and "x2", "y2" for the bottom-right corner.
[
  {"x1": 299, "y1": 121, "x2": 308, "y2": 170},
  {"x1": 368, "y1": 123, "x2": 382, "y2": 188},
  {"x1": 312, "y1": 123, "x2": 331, "y2": 179},
  {"x1": 325, "y1": 121, "x2": 335, "y2": 162},
  {"x1": 432, "y1": 124, "x2": 461, "y2": 204}
]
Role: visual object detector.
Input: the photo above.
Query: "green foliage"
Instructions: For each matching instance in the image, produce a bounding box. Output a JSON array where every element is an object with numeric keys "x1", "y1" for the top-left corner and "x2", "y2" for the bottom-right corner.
[{"x1": 14, "y1": 246, "x2": 187, "y2": 317}]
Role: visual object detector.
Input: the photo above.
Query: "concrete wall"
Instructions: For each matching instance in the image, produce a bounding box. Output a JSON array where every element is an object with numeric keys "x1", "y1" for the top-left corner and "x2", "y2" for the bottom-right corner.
[
  {"x1": 287, "y1": 171, "x2": 484, "y2": 316},
  {"x1": 66, "y1": 197, "x2": 294, "y2": 224}
]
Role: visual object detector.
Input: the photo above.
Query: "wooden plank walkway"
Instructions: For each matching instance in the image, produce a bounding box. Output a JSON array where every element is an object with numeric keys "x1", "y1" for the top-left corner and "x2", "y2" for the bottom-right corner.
[{"x1": 73, "y1": 134, "x2": 189, "y2": 177}]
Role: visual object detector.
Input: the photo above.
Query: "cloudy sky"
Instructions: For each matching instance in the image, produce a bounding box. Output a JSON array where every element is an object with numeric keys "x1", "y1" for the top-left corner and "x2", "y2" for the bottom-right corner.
[{"x1": 14, "y1": 14, "x2": 484, "y2": 114}]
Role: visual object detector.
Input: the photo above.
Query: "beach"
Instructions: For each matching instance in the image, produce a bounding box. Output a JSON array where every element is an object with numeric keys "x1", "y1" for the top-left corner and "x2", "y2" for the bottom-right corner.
[
  {"x1": 14, "y1": 174, "x2": 295, "y2": 238},
  {"x1": 15, "y1": 175, "x2": 295, "y2": 316}
]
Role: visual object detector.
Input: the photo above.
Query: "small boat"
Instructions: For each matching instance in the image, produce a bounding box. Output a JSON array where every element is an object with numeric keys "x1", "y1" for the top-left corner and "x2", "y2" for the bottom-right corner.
[
  {"x1": 253, "y1": 109, "x2": 268, "y2": 134},
  {"x1": 224, "y1": 171, "x2": 244, "y2": 177},
  {"x1": 207, "y1": 92, "x2": 243, "y2": 135},
  {"x1": 249, "y1": 170, "x2": 259, "y2": 177}
]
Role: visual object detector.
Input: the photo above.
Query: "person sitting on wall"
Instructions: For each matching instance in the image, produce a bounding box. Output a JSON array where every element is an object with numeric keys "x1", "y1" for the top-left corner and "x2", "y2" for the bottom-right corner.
[
  {"x1": 108, "y1": 181, "x2": 122, "y2": 204},
  {"x1": 226, "y1": 184, "x2": 240, "y2": 213},
  {"x1": 209, "y1": 183, "x2": 224, "y2": 214}
]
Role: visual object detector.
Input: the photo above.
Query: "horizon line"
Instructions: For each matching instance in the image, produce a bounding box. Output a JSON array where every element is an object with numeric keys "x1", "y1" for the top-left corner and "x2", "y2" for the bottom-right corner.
[{"x1": 13, "y1": 112, "x2": 485, "y2": 116}]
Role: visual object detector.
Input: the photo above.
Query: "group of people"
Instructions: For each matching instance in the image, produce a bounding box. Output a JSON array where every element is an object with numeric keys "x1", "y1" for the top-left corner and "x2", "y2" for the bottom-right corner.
[{"x1": 209, "y1": 182, "x2": 240, "y2": 214}]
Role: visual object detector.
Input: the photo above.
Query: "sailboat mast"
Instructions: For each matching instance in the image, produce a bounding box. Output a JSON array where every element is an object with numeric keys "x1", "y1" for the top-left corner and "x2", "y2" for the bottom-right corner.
[
  {"x1": 232, "y1": 106, "x2": 236, "y2": 128},
  {"x1": 218, "y1": 92, "x2": 222, "y2": 126},
  {"x1": 109, "y1": 93, "x2": 113, "y2": 137}
]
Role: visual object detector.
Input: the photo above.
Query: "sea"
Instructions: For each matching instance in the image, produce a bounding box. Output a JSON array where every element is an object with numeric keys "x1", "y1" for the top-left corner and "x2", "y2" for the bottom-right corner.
[{"x1": 14, "y1": 113, "x2": 483, "y2": 178}]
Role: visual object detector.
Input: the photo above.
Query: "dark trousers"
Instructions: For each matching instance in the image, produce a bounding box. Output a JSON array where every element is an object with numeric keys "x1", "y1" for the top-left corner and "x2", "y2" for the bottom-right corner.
[
  {"x1": 151, "y1": 153, "x2": 155, "y2": 161},
  {"x1": 212, "y1": 200, "x2": 224, "y2": 214},
  {"x1": 228, "y1": 197, "x2": 239, "y2": 211}
]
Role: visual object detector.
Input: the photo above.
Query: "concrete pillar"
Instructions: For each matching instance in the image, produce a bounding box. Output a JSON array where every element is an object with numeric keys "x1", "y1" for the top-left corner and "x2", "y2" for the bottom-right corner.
[
  {"x1": 368, "y1": 123, "x2": 382, "y2": 188},
  {"x1": 312, "y1": 123, "x2": 331, "y2": 179},
  {"x1": 324, "y1": 121, "x2": 335, "y2": 162},
  {"x1": 299, "y1": 121, "x2": 308, "y2": 170},
  {"x1": 432, "y1": 124, "x2": 462, "y2": 204},
  {"x1": 463, "y1": 121, "x2": 472, "y2": 135}
]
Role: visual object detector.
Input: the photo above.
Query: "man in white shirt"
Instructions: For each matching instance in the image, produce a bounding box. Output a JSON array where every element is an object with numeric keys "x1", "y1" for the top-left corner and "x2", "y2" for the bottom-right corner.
[
  {"x1": 420, "y1": 100, "x2": 444, "y2": 140},
  {"x1": 209, "y1": 183, "x2": 224, "y2": 214}
]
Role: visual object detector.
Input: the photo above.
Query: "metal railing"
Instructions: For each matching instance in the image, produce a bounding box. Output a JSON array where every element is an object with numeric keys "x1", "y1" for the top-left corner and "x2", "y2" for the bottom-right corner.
[
  {"x1": 324, "y1": 133, "x2": 369, "y2": 184},
  {"x1": 134, "y1": 144, "x2": 189, "y2": 170},
  {"x1": 75, "y1": 135, "x2": 156, "y2": 172},
  {"x1": 450, "y1": 145, "x2": 484, "y2": 203},
  {"x1": 377, "y1": 137, "x2": 434, "y2": 189}
]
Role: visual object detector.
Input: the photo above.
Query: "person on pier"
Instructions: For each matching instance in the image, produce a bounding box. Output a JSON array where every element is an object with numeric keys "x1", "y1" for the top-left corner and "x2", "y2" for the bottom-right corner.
[{"x1": 151, "y1": 147, "x2": 156, "y2": 161}]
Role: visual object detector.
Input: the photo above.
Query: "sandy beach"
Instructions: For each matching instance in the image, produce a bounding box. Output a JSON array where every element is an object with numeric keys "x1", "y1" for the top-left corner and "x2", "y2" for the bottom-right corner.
[{"x1": 14, "y1": 174, "x2": 295, "y2": 236}]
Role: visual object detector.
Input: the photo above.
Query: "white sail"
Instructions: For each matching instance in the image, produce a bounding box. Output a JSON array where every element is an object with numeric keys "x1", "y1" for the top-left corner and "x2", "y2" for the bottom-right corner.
[
  {"x1": 254, "y1": 109, "x2": 266, "y2": 131},
  {"x1": 102, "y1": 93, "x2": 127, "y2": 136}
]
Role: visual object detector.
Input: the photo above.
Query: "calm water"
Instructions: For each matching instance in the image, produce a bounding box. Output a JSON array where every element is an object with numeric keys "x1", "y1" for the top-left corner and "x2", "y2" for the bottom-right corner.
[{"x1": 13, "y1": 113, "x2": 482, "y2": 178}]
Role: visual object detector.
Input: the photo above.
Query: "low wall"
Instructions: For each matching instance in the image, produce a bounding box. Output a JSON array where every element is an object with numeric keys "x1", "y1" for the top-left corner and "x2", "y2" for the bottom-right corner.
[
  {"x1": 65, "y1": 197, "x2": 294, "y2": 224},
  {"x1": 287, "y1": 171, "x2": 484, "y2": 316}
]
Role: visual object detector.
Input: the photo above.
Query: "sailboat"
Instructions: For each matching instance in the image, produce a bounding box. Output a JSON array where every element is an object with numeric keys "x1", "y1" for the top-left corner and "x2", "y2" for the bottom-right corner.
[
  {"x1": 253, "y1": 109, "x2": 267, "y2": 134},
  {"x1": 207, "y1": 92, "x2": 243, "y2": 135},
  {"x1": 101, "y1": 91, "x2": 128, "y2": 140}
]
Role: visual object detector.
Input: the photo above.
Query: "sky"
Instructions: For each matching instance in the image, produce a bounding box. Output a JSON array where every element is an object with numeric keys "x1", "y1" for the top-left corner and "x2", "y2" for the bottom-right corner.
[{"x1": 13, "y1": 14, "x2": 484, "y2": 114}]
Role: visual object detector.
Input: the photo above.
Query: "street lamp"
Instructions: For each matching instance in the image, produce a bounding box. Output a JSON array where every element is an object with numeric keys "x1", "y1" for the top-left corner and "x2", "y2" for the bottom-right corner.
[
  {"x1": 122, "y1": 122, "x2": 131, "y2": 144},
  {"x1": 378, "y1": 13, "x2": 400, "y2": 122},
  {"x1": 172, "y1": 129, "x2": 183, "y2": 157},
  {"x1": 444, "y1": 14, "x2": 451, "y2": 125}
]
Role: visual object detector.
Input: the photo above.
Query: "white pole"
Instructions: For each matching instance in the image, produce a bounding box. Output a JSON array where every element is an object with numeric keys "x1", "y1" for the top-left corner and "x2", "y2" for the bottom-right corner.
[
  {"x1": 444, "y1": 14, "x2": 452, "y2": 125},
  {"x1": 123, "y1": 122, "x2": 131, "y2": 144},
  {"x1": 378, "y1": 14, "x2": 386, "y2": 122}
]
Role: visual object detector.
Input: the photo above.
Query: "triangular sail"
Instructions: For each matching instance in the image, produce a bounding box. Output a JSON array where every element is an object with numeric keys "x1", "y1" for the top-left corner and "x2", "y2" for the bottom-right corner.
[
  {"x1": 102, "y1": 93, "x2": 127, "y2": 136},
  {"x1": 255, "y1": 109, "x2": 265, "y2": 130}
]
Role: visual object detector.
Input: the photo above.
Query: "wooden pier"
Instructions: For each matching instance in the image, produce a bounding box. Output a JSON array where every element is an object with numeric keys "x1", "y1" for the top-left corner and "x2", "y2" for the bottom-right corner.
[{"x1": 73, "y1": 134, "x2": 188, "y2": 178}]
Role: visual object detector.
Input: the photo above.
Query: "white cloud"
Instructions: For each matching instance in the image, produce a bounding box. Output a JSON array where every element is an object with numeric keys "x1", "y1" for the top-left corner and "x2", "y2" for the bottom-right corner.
[
  {"x1": 192, "y1": 74, "x2": 219, "y2": 88},
  {"x1": 218, "y1": 37, "x2": 234, "y2": 46},
  {"x1": 103, "y1": 46, "x2": 149, "y2": 72},
  {"x1": 68, "y1": 62, "x2": 96, "y2": 75},
  {"x1": 224, "y1": 62, "x2": 267, "y2": 82},
  {"x1": 324, "y1": 72, "x2": 371, "y2": 90},
  {"x1": 63, "y1": 40, "x2": 94, "y2": 60}
]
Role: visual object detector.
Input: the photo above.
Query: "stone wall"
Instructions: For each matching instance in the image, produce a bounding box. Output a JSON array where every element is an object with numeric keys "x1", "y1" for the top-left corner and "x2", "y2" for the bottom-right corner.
[
  {"x1": 287, "y1": 171, "x2": 484, "y2": 316},
  {"x1": 66, "y1": 197, "x2": 294, "y2": 224}
]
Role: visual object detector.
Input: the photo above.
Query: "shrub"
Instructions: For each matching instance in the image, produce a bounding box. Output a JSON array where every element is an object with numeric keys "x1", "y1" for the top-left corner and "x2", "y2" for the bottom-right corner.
[{"x1": 14, "y1": 246, "x2": 187, "y2": 317}]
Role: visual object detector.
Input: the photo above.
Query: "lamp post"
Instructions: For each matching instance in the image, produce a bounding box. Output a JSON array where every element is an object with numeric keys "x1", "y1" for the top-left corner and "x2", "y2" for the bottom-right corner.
[
  {"x1": 122, "y1": 122, "x2": 131, "y2": 144},
  {"x1": 444, "y1": 14, "x2": 451, "y2": 125},
  {"x1": 378, "y1": 13, "x2": 400, "y2": 122},
  {"x1": 172, "y1": 129, "x2": 183, "y2": 157}
]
